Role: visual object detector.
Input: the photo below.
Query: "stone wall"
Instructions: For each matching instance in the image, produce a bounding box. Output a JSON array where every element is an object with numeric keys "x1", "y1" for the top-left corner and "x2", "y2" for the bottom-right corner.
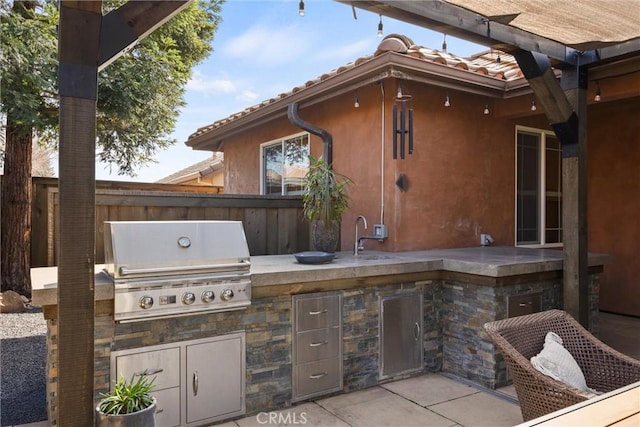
[
  {"x1": 42, "y1": 271, "x2": 600, "y2": 424},
  {"x1": 441, "y1": 272, "x2": 600, "y2": 389}
]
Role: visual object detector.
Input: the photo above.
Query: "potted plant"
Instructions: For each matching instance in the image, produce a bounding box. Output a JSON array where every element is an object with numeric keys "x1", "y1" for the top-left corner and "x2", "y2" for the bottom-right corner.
[
  {"x1": 302, "y1": 155, "x2": 351, "y2": 253},
  {"x1": 95, "y1": 372, "x2": 157, "y2": 427}
]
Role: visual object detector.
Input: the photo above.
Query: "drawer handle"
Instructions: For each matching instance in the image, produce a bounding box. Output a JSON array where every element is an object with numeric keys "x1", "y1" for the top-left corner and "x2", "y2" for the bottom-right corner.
[
  {"x1": 310, "y1": 340, "x2": 328, "y2": 347},
  {"x1": 193, "y1": 371, "x2": 199, "y2": 396},
  {"x1": 135, "y1": 368, "x2": 163, "y2": 376},
  {"x1": 309, "y1": 372, "x2": 328, "y2": 379},
  {"x1": 309, "y1": 309, "x2": 328, "y2": 315},
  {"x1": 519, "y1": 302, "x2": 533, "y2": 307}
]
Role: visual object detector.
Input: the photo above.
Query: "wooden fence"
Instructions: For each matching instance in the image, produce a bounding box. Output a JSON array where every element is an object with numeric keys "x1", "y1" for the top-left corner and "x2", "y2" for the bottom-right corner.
[{"x1": 31, "y1": 177, "x2": 309, "y2": 267}]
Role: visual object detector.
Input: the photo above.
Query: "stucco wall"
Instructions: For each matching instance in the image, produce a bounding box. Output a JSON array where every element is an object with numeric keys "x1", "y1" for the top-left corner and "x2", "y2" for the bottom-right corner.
[
  {"x1": 220, "y1": 78, "x2": 639, "y2": 316},
  {"x1": 224, "y1": 80, "x2": 539, "y2": 252},
  {"x1": 588, "y1": 98, "x2": 640, "y2": 316}
]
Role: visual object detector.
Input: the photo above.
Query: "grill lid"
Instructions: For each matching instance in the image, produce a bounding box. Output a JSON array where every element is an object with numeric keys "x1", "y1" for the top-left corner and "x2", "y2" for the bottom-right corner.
[{"x1": 104, "y1": 220, "x2": 250, "y2": 280}]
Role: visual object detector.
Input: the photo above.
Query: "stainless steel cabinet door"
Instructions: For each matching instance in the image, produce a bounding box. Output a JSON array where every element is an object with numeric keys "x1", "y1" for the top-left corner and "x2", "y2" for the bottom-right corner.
[
  {"x1": 380, "y1": 293, "x2": 423, "y2": 378},
  {"x1": 186, "y1": 334, "x2": 245, "y2": 424}
]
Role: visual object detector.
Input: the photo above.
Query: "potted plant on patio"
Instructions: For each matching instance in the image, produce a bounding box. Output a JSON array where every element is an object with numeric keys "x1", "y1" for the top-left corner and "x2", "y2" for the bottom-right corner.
[
  {"x1": 302, "y1": 155, "x2": 351, "y2": 253},
  {"x1": 95, "y1": 372, "x2": 157, "y2": 427}
]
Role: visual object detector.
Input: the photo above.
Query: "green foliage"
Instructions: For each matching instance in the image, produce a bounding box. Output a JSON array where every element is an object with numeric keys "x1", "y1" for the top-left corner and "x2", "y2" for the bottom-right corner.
[
  {"x1": 0, "y1": 1, "x2": 59, "y2": 139},
  {"x1": 0, "y1": 0, "x2": 224, "y2": 175},
  {"x1": 98, "y1": 373, "x2": 156, "y2": 416},
  {"x1": 302, "y1": 155, "x2": 351, "y2": 224}
]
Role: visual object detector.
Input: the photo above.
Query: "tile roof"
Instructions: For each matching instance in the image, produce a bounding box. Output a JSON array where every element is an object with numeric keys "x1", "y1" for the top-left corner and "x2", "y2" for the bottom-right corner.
[
  {"x1": 188, "y1": 34, "x2": 523, "y2": 142},
  {"x1": 156, "y1": 152, "x2": 223, "y2": 184}
]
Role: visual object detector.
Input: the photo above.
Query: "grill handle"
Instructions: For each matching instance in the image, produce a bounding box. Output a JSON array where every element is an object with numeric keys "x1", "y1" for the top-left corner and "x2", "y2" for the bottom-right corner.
[{"x1": 119, "y1": 260, "x2": 250, "y2": 276}]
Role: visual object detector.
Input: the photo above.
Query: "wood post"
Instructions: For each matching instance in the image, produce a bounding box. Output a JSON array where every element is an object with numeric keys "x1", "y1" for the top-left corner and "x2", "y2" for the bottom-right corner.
[{"x1": 513, "y1": 50, "x2": 590, "y2": 326}]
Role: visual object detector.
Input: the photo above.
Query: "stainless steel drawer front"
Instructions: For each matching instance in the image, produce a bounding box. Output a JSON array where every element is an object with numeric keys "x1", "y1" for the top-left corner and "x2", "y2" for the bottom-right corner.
[
  {"x1": 152, "y1": 387, "x2": 181, "y2": 427},
  {"x1": 294, "y1": 358, "x2": 341, "y2": 399},
  {"x1": 114, "y1": 347, "x2": 181, "y2": 390},
  {"x1": 295, "y1": 295, "x2": 340, "y2": 331},
  {"x1": 296, "y1": 327, "x2": 340, "y2": 364}
]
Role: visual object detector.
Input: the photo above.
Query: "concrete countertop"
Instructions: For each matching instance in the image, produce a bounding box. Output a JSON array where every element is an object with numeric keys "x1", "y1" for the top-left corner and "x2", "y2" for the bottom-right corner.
[{"x1": 32, "y1": 246, "x2": 609, "y2": 306}]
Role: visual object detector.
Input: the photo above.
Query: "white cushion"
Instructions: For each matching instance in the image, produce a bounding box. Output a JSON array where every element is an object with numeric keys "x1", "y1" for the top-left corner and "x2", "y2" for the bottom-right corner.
[{"x1": 530, "y1": 332, "x2": 600, "y2": 396}]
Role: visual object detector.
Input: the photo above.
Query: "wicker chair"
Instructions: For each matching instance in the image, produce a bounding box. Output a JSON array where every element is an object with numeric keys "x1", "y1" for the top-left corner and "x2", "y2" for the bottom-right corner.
[{"x1": 484, "y1": 309, "x2": 640, "y2": 422}]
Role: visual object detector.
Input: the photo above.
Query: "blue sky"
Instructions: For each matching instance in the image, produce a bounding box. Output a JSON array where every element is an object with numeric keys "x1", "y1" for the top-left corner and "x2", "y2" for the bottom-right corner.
[{"x1": 95, "y1": 0, "x2": 487, "y2": 182}]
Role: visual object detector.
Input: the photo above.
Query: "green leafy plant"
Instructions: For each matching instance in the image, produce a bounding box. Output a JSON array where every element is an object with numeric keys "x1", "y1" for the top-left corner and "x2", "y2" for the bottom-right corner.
[
  {"x1": 302, "y1": 155, "x2": 351, "y2": 225},
  {"x1": 98, "y1": 373, "x2": 156, "y2": 415}
]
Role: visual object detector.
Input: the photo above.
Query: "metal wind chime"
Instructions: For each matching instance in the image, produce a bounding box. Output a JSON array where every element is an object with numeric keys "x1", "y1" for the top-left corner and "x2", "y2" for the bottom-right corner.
[{"x1": 392, "y1": 87, "x2": 414, "y2": 159}]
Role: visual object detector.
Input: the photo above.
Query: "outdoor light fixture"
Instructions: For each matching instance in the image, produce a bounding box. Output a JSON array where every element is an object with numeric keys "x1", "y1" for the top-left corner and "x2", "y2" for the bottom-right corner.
[
  {"x1": 354, "y1": 95, "x2": 360, "y2": 108},
  {"x1": 377, "y1": 14, "x2": 383, "y2": 37},
  {"x1": 396, "y1": 86, "x2": 412, "y2": 101},
  {"x1": 393, "y1": 85, "x2": 414, "y2": 159},
  {"x1": 444, "y1": 95, "x2": 451, "y2": 107},
  {"x1": 484, "y1": 104, "x2": 490, "y2": 115},
  {"x1": 298, "y1": 0, "x2": 304, "y2": 16},
  {"x1": 530, "y1": 100, "x2": 537, "y2": 111},
  {"x1": 595, "y1": 81, "x2": 601, "y2": 101}
]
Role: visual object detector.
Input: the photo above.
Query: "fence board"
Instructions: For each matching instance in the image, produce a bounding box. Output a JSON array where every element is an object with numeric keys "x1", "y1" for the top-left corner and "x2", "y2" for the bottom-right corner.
[{"x1": 31, "y1": 177, "x2": 309, "y2": 266}]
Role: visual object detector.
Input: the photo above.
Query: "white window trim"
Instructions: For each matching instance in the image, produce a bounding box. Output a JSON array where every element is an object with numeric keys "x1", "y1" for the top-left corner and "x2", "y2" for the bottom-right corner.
[
  {"x1": 260, "y1": 131, "x2": 309, "y2": 195},
  {"x1": 514, "y1": 125, "x2": 563, "y2": 248}
]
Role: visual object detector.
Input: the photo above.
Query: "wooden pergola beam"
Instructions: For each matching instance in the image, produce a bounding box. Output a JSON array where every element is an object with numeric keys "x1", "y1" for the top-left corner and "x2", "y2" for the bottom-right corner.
[
  {"x1": 57, "y1": 1, "x2": 191, "y2": 425},
  {"x1": 513, "y1": 50, "x2": 589, "y2": 326},
  {"x1": 99, "y1": 0, "x2": 192, "y2": 70}
]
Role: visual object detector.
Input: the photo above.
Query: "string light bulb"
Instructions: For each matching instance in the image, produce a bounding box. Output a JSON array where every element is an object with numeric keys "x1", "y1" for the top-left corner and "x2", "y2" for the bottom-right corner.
[
  {"x1": 377, "y1": 14, "x2": 383, "y2": 37},
  {"x1": 442, "y1": 34, "x2": 447, "y2": 52},
  {"x1": 298, "y1": 0, "x2": 304, "y2": 17},
  {"x1": 484, "y1": 104, "x2": 490, "y2": 115},
  {"x1": 396, "y1": 87, "x2": 403, "y2": 99},
  {"x1": 444, "y1": 95, "x2": 451, "y2": 107},
  {"x1": 530, "y1": 100, "x2": 537, "y2": 111},
  {"x1": 594, "y1": 81, "x2": 601, "y2": 102},
  {"x1": 354, "y1": 95, "x2": 360, "y2": 108}
]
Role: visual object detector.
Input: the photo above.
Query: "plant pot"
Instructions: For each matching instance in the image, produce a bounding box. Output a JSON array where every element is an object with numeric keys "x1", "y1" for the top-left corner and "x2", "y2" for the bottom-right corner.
[
  {"x1": 95, "y1": 398, "x2": 156, "y2": 427},
  {"x1": 311, "y1": 220, "x2": 340, "y2": 253}
]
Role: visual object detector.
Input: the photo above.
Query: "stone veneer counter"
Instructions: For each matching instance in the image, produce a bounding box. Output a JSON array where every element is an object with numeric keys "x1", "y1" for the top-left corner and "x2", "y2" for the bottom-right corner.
[{"x1": 31, "y1": 246, "x2": 608, "y2": 426}]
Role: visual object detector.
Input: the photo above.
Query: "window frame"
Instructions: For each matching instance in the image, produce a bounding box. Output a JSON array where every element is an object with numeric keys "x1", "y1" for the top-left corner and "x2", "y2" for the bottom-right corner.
[
  {"x1": 514, "y1": 125, "x2": 563, "y2": 248},
  {"x1": 260, "y1": 132, "x2": 310, "y2": 196}
]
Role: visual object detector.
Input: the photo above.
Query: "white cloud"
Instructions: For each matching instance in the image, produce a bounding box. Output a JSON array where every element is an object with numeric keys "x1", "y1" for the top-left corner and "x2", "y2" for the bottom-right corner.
[
  {"x1": 221, "y1": 23, "x2": 309, "y2": 67},
  {"x1": 314, "y1": 38, "x2": 375, "y2": 64},
  {"x1": 238, "y1": 89, "x2": 259, "y2": 103},
  {"x1": 187, "y1": 70, "x2": 237, "y2": 94}
]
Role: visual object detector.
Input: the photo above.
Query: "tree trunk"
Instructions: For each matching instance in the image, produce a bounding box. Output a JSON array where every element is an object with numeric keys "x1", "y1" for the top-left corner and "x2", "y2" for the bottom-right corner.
[{"x1": 1, "y1": 115, "x2": 33, "y2": 297}]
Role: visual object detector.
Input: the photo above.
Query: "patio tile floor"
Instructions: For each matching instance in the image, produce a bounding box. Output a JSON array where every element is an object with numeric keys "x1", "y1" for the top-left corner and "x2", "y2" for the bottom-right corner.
[{"x1": 216, "y1": 373, "x2": 522, "y2": 427}]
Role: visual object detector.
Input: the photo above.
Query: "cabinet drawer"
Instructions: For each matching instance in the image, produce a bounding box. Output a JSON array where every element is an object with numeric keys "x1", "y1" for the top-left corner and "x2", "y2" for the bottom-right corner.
[
  {"x1": 152, "y1": 386, "x2": 181, "y2": 427},
  {"x1": 295, "y1": 294, "x2": 341, "y2": 331},
  {"x1": 113, "y1": 346, "x2": 180, "y2": 390},
  {"x1": 294, "y1": 358, "x2": 342, "y2": 400},
  {"x1": 296, "y1": 327, "x2": 340, "y2": 364}
]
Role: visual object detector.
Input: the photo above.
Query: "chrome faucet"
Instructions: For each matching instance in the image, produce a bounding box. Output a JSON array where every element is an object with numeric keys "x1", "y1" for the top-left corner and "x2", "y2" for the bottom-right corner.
[{"x1": 354, "y1": 215, "x2": 368, "y2": 255}]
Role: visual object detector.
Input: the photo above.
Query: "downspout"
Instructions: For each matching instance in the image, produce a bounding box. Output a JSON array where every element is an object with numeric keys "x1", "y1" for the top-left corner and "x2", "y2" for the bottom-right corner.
[
  {"x1": 379, "y1": 82, "x2": 385, "y2": 225},
  {"x1": 287, "y1": 102, "x2": 333, "y2": 165}
]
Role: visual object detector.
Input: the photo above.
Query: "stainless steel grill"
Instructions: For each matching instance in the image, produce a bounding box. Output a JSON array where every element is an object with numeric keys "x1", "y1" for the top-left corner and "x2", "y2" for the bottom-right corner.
[{"x1": 104, "y1": 220, "x2": 251, "y2": 323}]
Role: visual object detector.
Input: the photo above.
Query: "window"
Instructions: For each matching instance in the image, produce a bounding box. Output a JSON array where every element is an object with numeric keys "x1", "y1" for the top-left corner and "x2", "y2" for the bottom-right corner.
[
  {"x1": 515, "y1": 127, "x2": 562, "y2": 246},
  {"x1": 261, "y1": 133, "x2": 310, "y2": 195}
]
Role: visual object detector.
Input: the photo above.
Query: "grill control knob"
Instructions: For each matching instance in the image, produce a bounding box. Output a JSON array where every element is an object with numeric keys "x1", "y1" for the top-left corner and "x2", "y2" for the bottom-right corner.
[
  {"x1": 220, "y1": 289, "x2": 234, "y2": 301},
  {"x1": 139, "y1": 296, "x2": 154, "y2": 310},
  {"x1": 201, "y1": 290, "x2": 215, "y2": 303},
  {"x1": 182, "y1": 292, "x2": 196, "y2": 305}
]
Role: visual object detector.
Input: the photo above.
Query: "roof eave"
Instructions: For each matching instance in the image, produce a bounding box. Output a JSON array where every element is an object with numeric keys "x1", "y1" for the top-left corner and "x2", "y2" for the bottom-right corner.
[{"x1": 186, "y1": 51, "x2": 518, "y2": 152}]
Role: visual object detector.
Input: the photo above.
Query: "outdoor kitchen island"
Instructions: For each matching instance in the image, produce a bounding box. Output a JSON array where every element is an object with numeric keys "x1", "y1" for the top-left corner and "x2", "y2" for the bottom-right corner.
[{"x1": 32, "y1": 246, "x2": 607, "y2": 426}]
